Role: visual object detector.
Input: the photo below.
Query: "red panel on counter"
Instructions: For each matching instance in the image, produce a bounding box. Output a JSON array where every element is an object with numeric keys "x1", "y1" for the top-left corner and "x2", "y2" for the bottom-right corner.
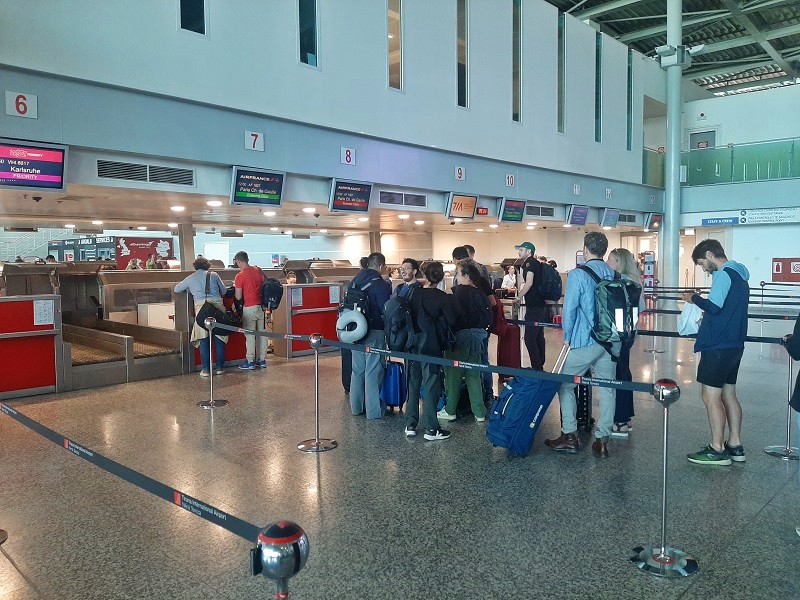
[
  {"x1": 193, "y1": 332, "x2": 248, "y2": 366},
  {"x1": 0, "y1": 336, "x2": 56, "y2": 392},
  {"x1": 300, "y1": 286, "x2": 339, "y2": 307},
  {"x1": 0, "y1": 300, "x2": 55, "y2": 334},
  {"x1": 290, "y1": 311, "x2": 339, "y2": 352}
]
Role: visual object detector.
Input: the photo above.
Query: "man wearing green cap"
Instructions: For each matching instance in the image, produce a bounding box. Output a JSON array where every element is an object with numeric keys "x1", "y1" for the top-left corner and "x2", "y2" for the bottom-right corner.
[{"x1": 515, "y1": 241, "x2": 547, "y2": 370}]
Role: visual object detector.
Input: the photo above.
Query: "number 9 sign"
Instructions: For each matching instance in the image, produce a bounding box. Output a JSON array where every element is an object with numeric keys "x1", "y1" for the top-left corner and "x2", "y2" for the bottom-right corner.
[
  {"x1": 5, "y1": 91, "x2": 38, "y2": 119},
  {"x1": 455, "y1": 166, "x2": 466, "y2": 181}
]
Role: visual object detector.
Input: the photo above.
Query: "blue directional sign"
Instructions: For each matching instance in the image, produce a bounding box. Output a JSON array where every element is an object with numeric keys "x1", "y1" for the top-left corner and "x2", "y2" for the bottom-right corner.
[{"x1": 701, "y1": 217, "x2": 739, "y2": 226}]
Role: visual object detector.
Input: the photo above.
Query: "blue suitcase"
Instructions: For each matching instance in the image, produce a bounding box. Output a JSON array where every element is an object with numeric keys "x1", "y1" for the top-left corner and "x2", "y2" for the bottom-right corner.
[
  {"x1": 486, "y1": 345, "x2": 568, "y2": 456},
  {"x1": 380, "y1": 361, "x2": 406, "y2": 414}
]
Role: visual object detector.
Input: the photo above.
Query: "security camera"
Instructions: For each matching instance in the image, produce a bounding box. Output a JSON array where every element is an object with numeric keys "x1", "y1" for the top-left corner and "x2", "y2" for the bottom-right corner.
[
  {"x1": 313, "y1": 213, "x2": 320, "y2": 219},
  {"x1": 33, "y1": 196, "x2": 42, "y2": 202},
  {"x1": 542, "y1": 226, "x2": 547, "y2": 230},
  {"x1": 688, "y1": 44, "x2": 705, "y2": 56},
  {"x1": 655, "y1": 45, "x2": 676, "y2": 57}
]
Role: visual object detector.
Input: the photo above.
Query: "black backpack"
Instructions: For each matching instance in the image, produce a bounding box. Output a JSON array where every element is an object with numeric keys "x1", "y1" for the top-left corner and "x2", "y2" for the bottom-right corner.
[
  {"x1": 342, "y1": 276, "x2": 381, "y2": 322},
  {"x1": 577, "y1": 265, "x2": 641, "y2": 349},
  {"x1": 416, "y1": 300, "x2": 456, "y2": 353},
  {"x1": 536, "y1": 262, "x2": 563, "y2": 302},
  {"x1": 383, "y1": 285, "x2": 416, "y2": 352},
  {"x1": 261, "y1": 277, "x2": 283, "y2": 310}
]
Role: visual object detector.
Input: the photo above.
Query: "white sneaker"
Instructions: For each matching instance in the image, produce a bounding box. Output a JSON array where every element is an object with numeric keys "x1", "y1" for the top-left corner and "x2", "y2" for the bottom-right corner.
[
  {"x1": 796, "y1": 525, "x2": 800, "y2": 538},
  {"x1": 423, "y1": 428, "x2": 451, "y2": 441},
  {"x1": 611, "y1": 422, "x2": 631, "y2": 438},
  {"x1": 199, "y1": 370, "x2": 211, "y2": 377},
  {"x1": 404, "y1": 426, "x2": 416, "y2": 437},
  {"x1": 475, "y1": 416, "x2": 486, "y2": 422},
  {"x1": 437, "y1": 408, "x2": 456, "y2": 421}
]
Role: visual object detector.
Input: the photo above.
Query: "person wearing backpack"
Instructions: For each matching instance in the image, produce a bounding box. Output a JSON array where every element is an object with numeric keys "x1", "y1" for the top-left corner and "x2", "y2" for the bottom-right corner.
[
  {"x1": 405, "y1": 261, "x2": 457, "y2": 440},
  {"x1": 391, "y1": 258, "x2": 423, "y2": 411},
  {"x1": 514, "y1": 241, "x2": 548, "y2": 371},
  {"x1": 347, "y1": 252, "x2": 392, "y2": 419},
  {"x1": 233, "y1": 251, "x2": 268, "y2": 370},
  {"x1": 438, "y1": 261, "x2": 492, "y2": 423},
  {"x1": 544, "y1": 232, "x2": 622, "y2": 457}
]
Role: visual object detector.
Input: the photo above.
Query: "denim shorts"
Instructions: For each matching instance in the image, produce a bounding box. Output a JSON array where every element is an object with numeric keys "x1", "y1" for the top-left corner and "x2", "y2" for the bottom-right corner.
[{"x1": 697, "y1": 347, "x2": 744, "y2": 388}]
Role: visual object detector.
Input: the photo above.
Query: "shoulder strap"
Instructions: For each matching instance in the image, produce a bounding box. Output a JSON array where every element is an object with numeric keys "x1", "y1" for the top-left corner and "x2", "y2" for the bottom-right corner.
[
  {"x1": 205, "y1": 271, "x2": 211, "y2": 297},
  {"x1": 577, "y1": 264, "x2": 601, "y2": 284},
  {"x1": 361, "y1": 276, "x2": 381, "y2": 291}
]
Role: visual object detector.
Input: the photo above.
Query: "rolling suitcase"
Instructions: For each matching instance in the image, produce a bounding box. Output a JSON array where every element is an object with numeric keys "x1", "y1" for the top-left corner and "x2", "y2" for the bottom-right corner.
[
  {"x1": 496, "y1": 323, "x2": 521, "y2": 385},
  {"x1": 486, "y1": 345, "x2": 569, "y2": 457},
  {"x1": 380, "y1": 360, "x2": 406, "y2": 414},
  {"x1": 575, "y1": 371, "x2": 594, "y2": 432}
]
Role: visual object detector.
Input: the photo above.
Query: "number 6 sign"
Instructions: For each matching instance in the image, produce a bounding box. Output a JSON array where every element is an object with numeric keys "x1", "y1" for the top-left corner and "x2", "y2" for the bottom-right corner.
[{"x1": 5, "y1": 91, "x2": 38, "y2": 119}]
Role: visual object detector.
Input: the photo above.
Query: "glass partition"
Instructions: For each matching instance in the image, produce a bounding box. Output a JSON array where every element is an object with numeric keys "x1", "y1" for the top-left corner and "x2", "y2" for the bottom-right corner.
[{"x1": 682, "y1": 137, "x2": 798, "y2": 186}]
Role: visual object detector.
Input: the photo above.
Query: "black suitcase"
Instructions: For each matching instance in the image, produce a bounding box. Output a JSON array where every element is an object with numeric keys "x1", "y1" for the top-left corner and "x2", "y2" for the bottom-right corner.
[{"x1": 575, "y1": 371, "x2": 594, "y2": 432}]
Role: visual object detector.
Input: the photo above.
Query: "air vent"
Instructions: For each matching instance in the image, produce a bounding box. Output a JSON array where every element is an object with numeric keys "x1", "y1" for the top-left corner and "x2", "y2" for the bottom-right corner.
[
  {"x1": 5, "y1": 227, "x2": 38, "y2": 232},
  {"x1": 148, "y1": 165, "x2": 194, "y2": 186},
  {"x1": 97, "y1": 160, "x2": 195, "y2": 186},
  {"x1": 97, "y1": 160, "x2": 147, "y2": 181},
  {"x1": 619, "y1": 213, "x2": 637, "y2": 223},
  {"x1": 525, "y1": 205, "x2": 555, "y2": 217}
]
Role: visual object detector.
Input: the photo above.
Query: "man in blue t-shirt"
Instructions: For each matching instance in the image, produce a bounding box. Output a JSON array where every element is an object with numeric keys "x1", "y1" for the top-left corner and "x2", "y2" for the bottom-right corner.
[{"x1": 682, "y1": 239, "x2": 750, "y2": 466}]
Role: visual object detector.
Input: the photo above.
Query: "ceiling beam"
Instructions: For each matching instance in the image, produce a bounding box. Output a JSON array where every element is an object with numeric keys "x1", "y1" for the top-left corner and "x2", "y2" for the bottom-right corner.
[
  {"x1": 718, "y1": 0, "x2": 797, "y2": 77},
  {"x1": 708, "y1": 74, "x2": 794, "y2": 94},
  {"x1": 574, "y1": 0, "x2": 644, "y2": 20},
  {"x1": 687, "y1": 58, "x2": 776, "y2": 79},
  {"x1": 617, "y1": 0, "x2": 793, "y2": 43},
  {"x1": 701, "y1": 22, "x2": 800, "y2": 55}
]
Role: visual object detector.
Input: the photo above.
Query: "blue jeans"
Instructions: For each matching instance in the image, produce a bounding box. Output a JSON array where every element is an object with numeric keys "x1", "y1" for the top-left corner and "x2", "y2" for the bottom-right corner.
[{"x1": 199, "y1": 334, "x2": 225, "y2": 371}]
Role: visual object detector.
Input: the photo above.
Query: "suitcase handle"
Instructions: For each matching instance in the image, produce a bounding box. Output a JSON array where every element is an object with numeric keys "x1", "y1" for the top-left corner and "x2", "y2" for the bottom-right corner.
[{"x1": 551, "y1": 344, "x2": 570, "y2": 375}]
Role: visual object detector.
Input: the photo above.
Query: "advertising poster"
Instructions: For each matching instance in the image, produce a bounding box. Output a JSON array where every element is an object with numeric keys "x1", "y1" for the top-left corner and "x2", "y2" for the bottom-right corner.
[{"x1": 116, "y1": 237, "x2": 174, "y2": 269}]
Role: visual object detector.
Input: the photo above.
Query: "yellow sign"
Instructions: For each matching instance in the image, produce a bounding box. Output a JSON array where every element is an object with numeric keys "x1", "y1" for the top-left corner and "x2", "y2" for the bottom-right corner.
[{"x1": 447, "y1": 193, "x2": 478, "y2": 219}]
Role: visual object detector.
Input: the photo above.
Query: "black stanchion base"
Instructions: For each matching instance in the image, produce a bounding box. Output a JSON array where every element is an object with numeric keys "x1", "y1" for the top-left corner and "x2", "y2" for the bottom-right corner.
[
  {"x1": 0, "y1": 529, "x2": 7, "y2": 545},
  {"x1": 764, "y1": 445, "x2": 800, "y2": 461},
  {"x1": 197, "y1": 400, "x2": 229, "y2": 409},
  {"x1": 297, "y1": 438, "x2": 338, "y2": 453},
  {"x1": 629, "y1": 545, "x2": 698, "y2": 578}
]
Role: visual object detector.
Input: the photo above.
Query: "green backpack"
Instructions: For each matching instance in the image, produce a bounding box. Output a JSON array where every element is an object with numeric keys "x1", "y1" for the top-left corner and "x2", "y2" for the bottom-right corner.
[{"x1": 578, "y1": 265, "x2": 641, "y2": 346}]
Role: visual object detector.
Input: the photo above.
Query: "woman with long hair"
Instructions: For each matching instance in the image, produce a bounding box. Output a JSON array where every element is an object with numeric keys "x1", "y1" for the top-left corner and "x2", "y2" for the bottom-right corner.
[{"x1": 606, "y1": 248, "x2": 642, "y2": 437}]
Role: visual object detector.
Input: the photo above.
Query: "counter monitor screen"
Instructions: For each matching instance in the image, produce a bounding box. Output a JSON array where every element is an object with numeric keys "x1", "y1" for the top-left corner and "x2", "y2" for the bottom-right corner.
[
  {"x1": 566, "y1": 204, "x2": 589, "y2": 226},
  {"x1": 446, "y1": 192, "x2": 478, "y2": 220},
  {"x1": 645, "y1": 212, "x2": 663, "y2": 230},
  {"x1": 499, "y1": 198, "x2": 526, "y2": 222},
  {"x1": 599, "y1": 208, "x2": 620, "y2": 228},
  {"x1": 329, "y1": 179, "x2": 372, "y2": 212},
  {"x1": 231, "y1": 167, "x2": 285, "y2": 207},
  {"x1": 0, "y1": 139, "x2": 67, "y2": 193}
]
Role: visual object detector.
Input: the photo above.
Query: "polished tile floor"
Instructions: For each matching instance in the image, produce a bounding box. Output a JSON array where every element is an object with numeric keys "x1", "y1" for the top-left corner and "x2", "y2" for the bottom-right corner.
[{"x1": 1, "y1": 316, "x2": 799, "y2": 599}]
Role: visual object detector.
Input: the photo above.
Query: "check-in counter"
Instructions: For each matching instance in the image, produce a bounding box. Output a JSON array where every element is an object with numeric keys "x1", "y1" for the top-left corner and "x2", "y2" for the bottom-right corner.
[
  {"x1": 0, "y1": 294, "x2": 62, "y2": 399},
  {"x1": 272, "y1": 283, "x2": 342, "y2": 358},
  {"x1": 0, "y1": 262, "x2": 58, "y2": 297}
]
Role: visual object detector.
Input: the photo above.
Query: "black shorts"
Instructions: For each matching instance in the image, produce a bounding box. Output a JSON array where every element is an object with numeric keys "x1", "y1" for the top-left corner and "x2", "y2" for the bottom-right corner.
[{"x1": 697, "y1": 348, "x2": 744, "y2": 388}]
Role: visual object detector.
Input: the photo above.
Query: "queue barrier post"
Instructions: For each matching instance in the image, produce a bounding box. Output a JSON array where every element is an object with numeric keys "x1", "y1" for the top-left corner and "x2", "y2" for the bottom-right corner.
[
  {"x1": 755, "y1": 281, "x2": 768, "y2": 324},
  {"x1": 630, "y1": 379, "x2": 698, "y2": 578},
  {"x1": 643, "y1": 299, "x2": 664, "y2": 354},
  {"x1": 197, "y1": 318, "x2": 228, "y2": 409},
  {"x1": 297, "y1": 334, "x2": 338, "y2": 453},
  {"x1": 764, "y1": 354, "x2": 799, "y2": 461},
  {"x1": 252, "y1": 521, "x2": 309, "y2": 599}
]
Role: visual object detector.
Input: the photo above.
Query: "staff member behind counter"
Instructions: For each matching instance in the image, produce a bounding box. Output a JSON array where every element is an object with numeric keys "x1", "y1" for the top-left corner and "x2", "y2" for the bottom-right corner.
[{"x1": 174, "y1": 257, "x2": 228, "y2": 376}]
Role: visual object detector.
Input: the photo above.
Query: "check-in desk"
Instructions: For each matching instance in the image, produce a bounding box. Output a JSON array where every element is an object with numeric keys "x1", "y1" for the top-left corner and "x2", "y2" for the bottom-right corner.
[
  {"x1": 0, "y1": 294, "x2": 62, "y2": 399},
  {"x1": 271, "y1": 283, "x2": 342, "y2": 358}
]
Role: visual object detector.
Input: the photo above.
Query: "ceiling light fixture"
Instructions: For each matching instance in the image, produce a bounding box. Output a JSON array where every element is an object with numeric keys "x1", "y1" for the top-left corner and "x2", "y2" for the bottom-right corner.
[
  {"x1": 235, "y1": 229, "x2": 244, "y2": 233},
  {"x1": 602, "y1": 226, "x2": 612, "y2": 231},
  {"x1": 319, "y1": 229, "x2": 328, "y2": 233},
  {"x1": 92, "y1": 220, "x2": 104, "y2": 225},
  {"x1": 526, "y1": 225, "x2": 535, "y2": 230},
  {"x1": 170, "y1": 205, "x2": 185, "y2": 212},
  {"x1": 489, "y1": 224, "x2": 498, "y2": 228},
  {"x1": 563, "y1": 224, "x2": 572, "y2": 228},
  {"x1": 414, "y1": 220, "x2": 424, "y2": 225},
  {"x1": 302, "y1": 207, "x2": 316, "y2": 213},
  {"x1": 285, "y1": 230, "x2": 293, "y2": 235},
  {"x1": 137, "y1": 226, "x2": 147, "y2": 230},
  {"x1": 528, "y1": 221, "x2": 537, "y2": 226},
  {"x1": 270, "y1": 227, "x2": 279, "y2": 231},
  {"x1": 263, "y1": 211, "x2": 276, "y2": 217},
  {"x1": 168, "y1": 222, "x2": 178, "y2": 228},
  {"x1": 207, "y1": 200, "x2": 223, "y2": 207},
  {"x1": 358, "y1": 217, "x2": 369, "y2": 222},
  {"x1": 476, "y1": 228, "x2": 484, "y2": 232},
  {"x1": 398, "y1": 214, "x2": 410, "y2": 219},
  {"x1": 65, "y1": 223, "x2": 75, "y2": 229},
  {"x1": 453, "y1": 218, "x2": 463, "y2": 223}
]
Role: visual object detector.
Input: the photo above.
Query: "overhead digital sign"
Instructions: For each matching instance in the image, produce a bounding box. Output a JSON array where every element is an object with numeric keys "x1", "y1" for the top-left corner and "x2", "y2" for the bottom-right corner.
[
  {"x1": 499, "y1": 198, "x2": 526, "y2": 223},
  {"x1": 329, "y1": 179, "x2": 372, "y2": 212},
  {"x1": 0, "y1": 139, "x2": 67, "y2": 193},
  {"x1": 599, "y1": 208, "x2": 620, "y2": 228},
  {"x1": 446, "y1": 193, "x2": 478, "y2": 220},
  {"x1": 566, "y1": 205, "x2": 589, "y2": 226},
  {"x1": 645, "y1": 212, "x2": 663, "y2": 230},
  {"x1": 230, "y1": 167, "x2": 285, "y2": 207}
]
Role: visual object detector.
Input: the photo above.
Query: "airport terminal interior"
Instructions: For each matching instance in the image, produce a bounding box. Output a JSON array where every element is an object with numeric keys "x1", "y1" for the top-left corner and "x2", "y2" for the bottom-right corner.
[{"x1": 1, "y1": 1, "x2": 800, "y2": 598}]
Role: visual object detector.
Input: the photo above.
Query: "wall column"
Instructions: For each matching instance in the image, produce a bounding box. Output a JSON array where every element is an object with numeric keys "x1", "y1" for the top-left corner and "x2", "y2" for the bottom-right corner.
[
  {"x1": 369, "y1": 231, "x2": 381, "y2": 254},
  {"x1": 177, "y1": 224, "x2": 195, "y2": 270}
]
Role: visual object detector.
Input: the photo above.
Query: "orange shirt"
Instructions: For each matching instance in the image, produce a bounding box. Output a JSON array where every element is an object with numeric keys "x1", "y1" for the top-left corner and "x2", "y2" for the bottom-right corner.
[{"x1": 234, "y1": 265, "x2": 264, "y2": 307}]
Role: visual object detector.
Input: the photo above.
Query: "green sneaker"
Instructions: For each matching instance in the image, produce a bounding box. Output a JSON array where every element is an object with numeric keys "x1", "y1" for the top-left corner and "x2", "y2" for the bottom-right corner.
[
  {"x1": 724, "y1": 442, "x2": 746, "y2": 463},
  {"x1": 687, "y1": 445, "x2": 732, "y2": 466}
]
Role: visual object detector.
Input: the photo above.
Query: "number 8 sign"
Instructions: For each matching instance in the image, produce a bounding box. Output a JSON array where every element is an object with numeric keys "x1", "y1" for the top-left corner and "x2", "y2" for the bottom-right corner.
[
  {"x1": 5, "y1": 91, "x2": 38, "y2": 119},
  {"x1": 340, "y1": 147, "x2": 356, "y2": 165}
]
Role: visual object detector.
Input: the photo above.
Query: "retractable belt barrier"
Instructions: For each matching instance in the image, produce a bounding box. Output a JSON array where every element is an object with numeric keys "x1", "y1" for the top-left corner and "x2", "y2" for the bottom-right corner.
[
  {"x1": 211, "y1": 322, "x2": 655, "y2": 395},
  {"x1": 655, "y1": 295, "x2": 800, "y2": 306},
  {"x1": 645, "y1": 308, "x2": 797, "y2": 321},
  {"x1": 0, "y1": 402, "x2": 262, "y2": 542}
]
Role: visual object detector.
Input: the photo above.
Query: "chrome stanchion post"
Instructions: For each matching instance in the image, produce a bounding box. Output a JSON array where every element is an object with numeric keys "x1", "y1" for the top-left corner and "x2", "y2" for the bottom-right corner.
[
  {"x1": 630, "y1": 379, "x2": 698, "y2": 578},
  {"x1": 756, "y1": 281, "x2": 768, "y2": 324},
  {"x1": 764, "y1": 354, "x2": 799, "y2": 460},
  {"x1": 252, "y1": 521, "x2": 309, "y2": 599},
  {"x1": 644, "y1": 298, "x2": 664, "y2": 354},
  {"x1": 298, "y1": 334, "x2": 338, "y2": 452},
  {"x1": 198, "y1": 318, "x2": 228, "y2": 409}
]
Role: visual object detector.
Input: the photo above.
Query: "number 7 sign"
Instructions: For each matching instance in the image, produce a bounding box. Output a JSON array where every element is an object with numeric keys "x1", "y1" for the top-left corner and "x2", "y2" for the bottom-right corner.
[{"x1": 245, "y1": 130, "x2": 265, "y2": 152}]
